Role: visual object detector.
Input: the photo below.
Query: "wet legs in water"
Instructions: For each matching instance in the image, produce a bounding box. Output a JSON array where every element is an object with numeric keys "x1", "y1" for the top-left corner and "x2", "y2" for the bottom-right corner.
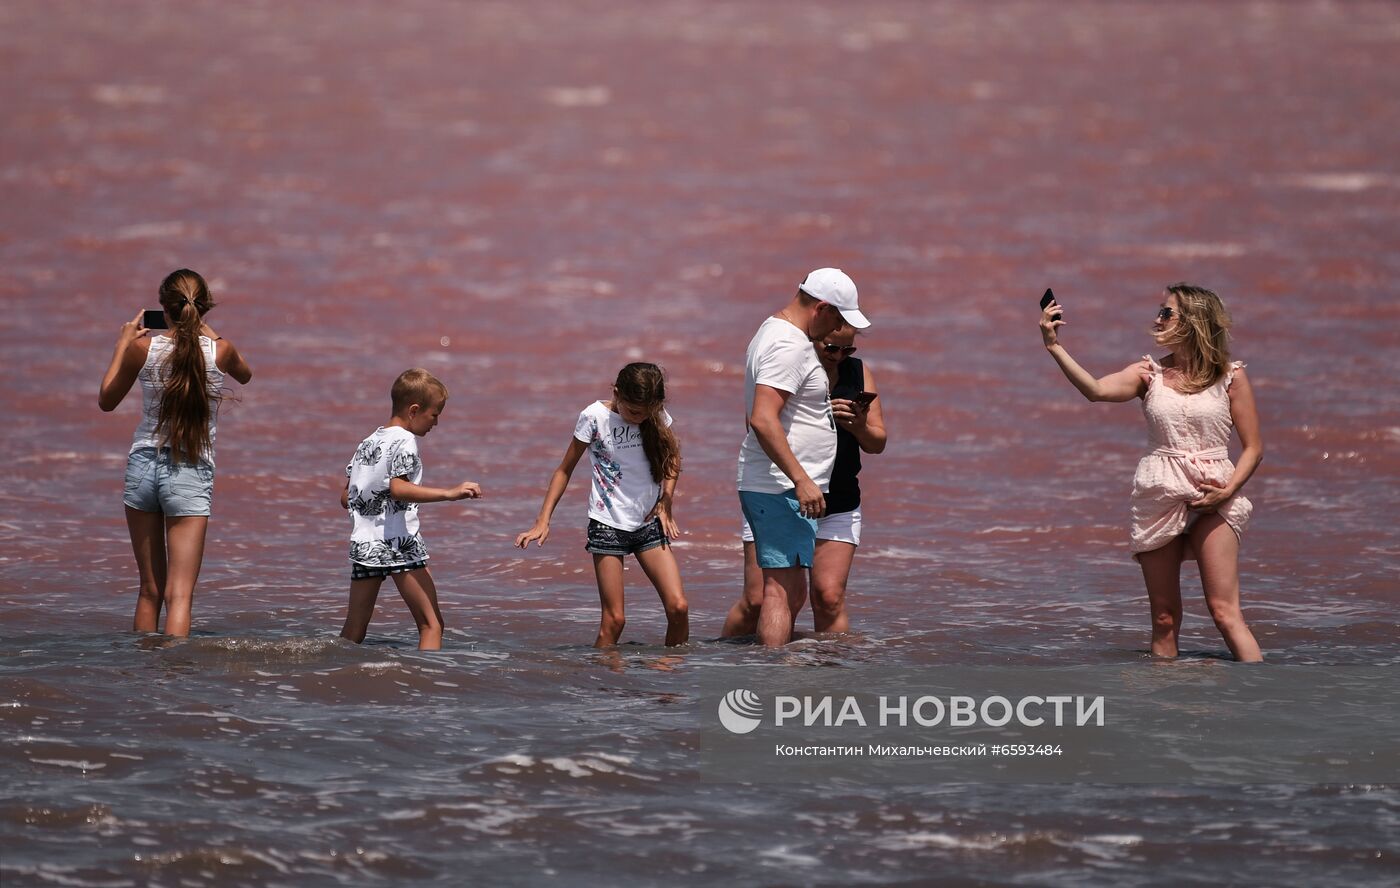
[
  {"x1": 341, "y1": 567, "x2": 444, "y2": 651},
  {"x1": 125, "y1": 506, "x2": 207, "y2": 636},
  {"x1": 1138, "y1": 516, "x2": 1262, "y2": 662},
  {"x1": 1190, "y1": 513, "x2": 1263, "y2": 662},
  {"x1": 1138, "y1": 535, "x2": 1186, "y2": 658},
  {"x1": 809, "y1": 539, "x2": 856, "y2": 634},
  {"x1": 635, "y1": 545, "x2": 689, "y2": 646},
  {"x1": 723, "y1": 539, "x2": 854, "y2": 638},
  {"x1": 757, "y1": 566, "x2": 807, "y2": 648},
  {"x1": 720, "y1": 541, "x2": 766, "y2": 638},
  {"x1": 592, "y1": 549, "x2": 689, "y2": 647},
  {"x1": 592, "y1": 554, "x2": 628, "y2": 647}
]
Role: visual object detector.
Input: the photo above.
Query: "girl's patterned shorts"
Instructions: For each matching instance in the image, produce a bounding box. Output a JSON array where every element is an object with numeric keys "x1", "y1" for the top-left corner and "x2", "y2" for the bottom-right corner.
[
  {"x1": 584, "y1": 518, "x2": 667, "y2": 556},
  {"x1": 351, "y1": 559, "x2": 428, "y2": 581}
]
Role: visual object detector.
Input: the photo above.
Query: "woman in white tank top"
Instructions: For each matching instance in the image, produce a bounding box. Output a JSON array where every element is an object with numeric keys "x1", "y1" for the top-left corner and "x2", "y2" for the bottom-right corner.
[{"x1": 98, "y1": 270, "x2": 253, "y2": 637}]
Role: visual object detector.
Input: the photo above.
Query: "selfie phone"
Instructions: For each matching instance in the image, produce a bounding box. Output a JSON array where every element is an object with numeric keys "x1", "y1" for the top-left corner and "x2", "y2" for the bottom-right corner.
[
  {"x1": 854, "y1": 391, "x2": 878, "y2": 407},
  {"x1": 142, "y1": 309, "x2": 168, "y2": 330},
  {"x1": 1040, "y1": 288, "x2": 1061, "y2": 321}
]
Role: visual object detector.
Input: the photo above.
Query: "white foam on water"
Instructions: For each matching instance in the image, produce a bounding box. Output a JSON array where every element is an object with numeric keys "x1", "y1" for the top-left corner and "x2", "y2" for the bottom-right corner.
[
  {"x1": 30, "y1": 758, "x2": 106, "y2": 771},
  {"x1": 1087, "y1": 833, "x2": 1143, "y2": 845},
  {"x1": 543, "y1": 757, "x2": 592, "y2": 778},
  {"x1": 757, "y1": 845, "x2": 822, "y2": 866},
  {"x1": 163, "y1": 709, "x2": 286, "y2": 726},
  {"x1": 1072, "y1": 833, "x2": 1145, "y2": 859},
  {"x1": 439, "y1": 802, "x2": 534, "y2": 834},
  {"x1": 533, "y1": 753, "x2": 658, "y2": 781},
  {"x1": 16, "y1": 735, "x2": 75, "y2": 745},
  {"x1": 542, "y1": 755, "x2": 611, "y2": 778},
  {"x1": 33, "y1": 863, "x2": 136, "y2": 888},
  {"x1": 352, "y1": 661, "x2": 404, "y2": 674},
  {"x1": 864, "y1": 546, "x2": 942, "y2": 562},
  {"x1": 873, "y1": 831, "x2": 1003, "y2": 851},
  {"x1": 455, "y1": 651, "x2": 511, "y2": 661},
  {"x1": 1277, "y1": 172, "x2": 1399, "y2": 192},
  {"x1": 585, "y1": 810, "x2": 700, "y2": 839}
]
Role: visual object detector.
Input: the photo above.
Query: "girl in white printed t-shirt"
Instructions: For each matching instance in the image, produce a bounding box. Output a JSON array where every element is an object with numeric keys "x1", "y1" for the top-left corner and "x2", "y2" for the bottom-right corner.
[{"x1": 515, "y1": 363, "x2": 689, "y2": 647}]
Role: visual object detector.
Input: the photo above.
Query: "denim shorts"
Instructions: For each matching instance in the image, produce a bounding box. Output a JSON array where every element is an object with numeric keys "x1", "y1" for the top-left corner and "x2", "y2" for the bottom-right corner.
[
  {"x1": 585, "y1": 518, "x2": 667, "y2": 556},
  {"x1": 123, "y1": 447, "x2": 214, "y2": 517},
  {"x1": 739, "y1": 489, "x2": 818, "y2": 568}
]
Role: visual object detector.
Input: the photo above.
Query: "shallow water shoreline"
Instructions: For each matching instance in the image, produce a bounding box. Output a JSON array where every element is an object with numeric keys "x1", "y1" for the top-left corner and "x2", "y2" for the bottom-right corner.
[{"x1": 4, "y1": 0, "x2": 1399, "y2": 883}]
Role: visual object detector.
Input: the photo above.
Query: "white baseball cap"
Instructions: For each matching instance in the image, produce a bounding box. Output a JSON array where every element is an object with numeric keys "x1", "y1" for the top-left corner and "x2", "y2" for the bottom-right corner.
[{"x1": 799, "y1": 267, "x2": 869, "y2": 328}]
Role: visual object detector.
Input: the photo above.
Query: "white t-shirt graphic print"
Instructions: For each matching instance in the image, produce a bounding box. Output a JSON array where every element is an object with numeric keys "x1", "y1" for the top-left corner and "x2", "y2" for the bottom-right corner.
[
  {"x1": 574, "y1": 401, "x2": 673, "y2": 532},
  {"x1": 346, "y1": 426, "x2": 427, "y2": 566},
  {"x1": 737, "y1": 316, "x2": 836, "y2": 493}
]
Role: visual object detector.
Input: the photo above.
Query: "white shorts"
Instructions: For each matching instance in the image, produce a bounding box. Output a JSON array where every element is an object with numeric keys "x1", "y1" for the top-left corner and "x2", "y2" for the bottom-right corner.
[{"x1": 741, "y1": 508, "x2": 861, "y2": 547}]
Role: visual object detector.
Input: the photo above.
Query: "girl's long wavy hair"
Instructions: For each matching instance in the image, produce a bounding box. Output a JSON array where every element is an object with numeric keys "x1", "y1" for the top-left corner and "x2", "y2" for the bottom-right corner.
[
  {"x1": 615, "y1": 363, "x2": 680, "y2": 483},
  {"x1": 1155, "y1": 282, "x2": 1232, "y2": 394},
  {"x1": 156, "y1": 269, "x2": 220, "y2": 464}
]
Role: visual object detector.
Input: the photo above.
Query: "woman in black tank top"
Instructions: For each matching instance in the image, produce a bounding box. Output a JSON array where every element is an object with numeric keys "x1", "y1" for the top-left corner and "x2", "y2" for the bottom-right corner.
[{"x1": 721, "y1": 325, "x2": 887, "y2": 637}]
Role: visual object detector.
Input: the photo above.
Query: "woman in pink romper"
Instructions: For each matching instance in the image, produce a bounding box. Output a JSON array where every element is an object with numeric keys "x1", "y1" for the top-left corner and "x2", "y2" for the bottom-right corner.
[{"x1": 1040, "y1": 284, "x2": 1264, "y2": 662}]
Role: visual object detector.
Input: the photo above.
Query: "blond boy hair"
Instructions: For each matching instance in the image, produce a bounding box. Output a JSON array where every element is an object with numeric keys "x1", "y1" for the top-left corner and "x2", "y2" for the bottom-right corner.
[{"x1": 391, "y1": 368, "x2": 448, "y2": 414}]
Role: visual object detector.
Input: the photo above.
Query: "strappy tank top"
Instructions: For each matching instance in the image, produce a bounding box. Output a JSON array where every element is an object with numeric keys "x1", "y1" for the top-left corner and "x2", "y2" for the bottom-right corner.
[
  {"x1": 1139, "y1": 355, "x2": 1244, "y2": 465},
  {"x1": 825, "y1": 356, "x2": 864, "y2": 514},
  {"x1": 129, "y1": 335, "x2": 224, "y2": 466}
]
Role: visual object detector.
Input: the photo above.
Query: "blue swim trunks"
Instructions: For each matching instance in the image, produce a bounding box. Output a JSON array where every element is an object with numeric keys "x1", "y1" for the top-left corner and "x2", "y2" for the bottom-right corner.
[{"x1": 738, "y1": 489, "x2": 818, "y2": 568}]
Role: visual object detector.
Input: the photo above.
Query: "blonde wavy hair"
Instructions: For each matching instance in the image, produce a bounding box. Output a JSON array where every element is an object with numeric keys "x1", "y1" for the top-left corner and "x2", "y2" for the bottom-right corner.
[{"x1": 1155, "y1": 283, "x2": 1232, "y2": 394}]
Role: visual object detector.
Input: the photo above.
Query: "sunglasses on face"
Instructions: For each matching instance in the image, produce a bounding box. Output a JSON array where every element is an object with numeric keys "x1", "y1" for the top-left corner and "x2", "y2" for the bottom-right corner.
[
  {"x1": 1156, "y1": 306, "x2": 1176, "y2": 321},
  {"x1": 822, "y1": 343, "x2": 857, "y2": 356}
]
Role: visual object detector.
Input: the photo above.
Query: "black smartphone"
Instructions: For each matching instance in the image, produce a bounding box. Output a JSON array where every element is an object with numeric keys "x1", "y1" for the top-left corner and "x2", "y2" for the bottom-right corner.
[
  {"x1": 142, "y1": 309, "x2": 168, "y2": 330},
  {"x1": 853, "y1": 391, "x2": 878, "y2": 407},
  {"x1": 1040, "y1": 288, "x2": 1061, "y2": 321}
]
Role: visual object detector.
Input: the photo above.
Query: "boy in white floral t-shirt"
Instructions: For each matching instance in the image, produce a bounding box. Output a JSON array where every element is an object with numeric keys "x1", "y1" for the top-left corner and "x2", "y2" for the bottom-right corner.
[{"x1": 339, "y1": 369, "x2": 481, "y2": 650}]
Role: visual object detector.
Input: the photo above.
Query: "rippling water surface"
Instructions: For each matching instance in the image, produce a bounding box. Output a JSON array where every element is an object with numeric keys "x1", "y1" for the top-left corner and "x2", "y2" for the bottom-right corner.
[{"x1": 2, "y1": 2, "x2": 1398, "y2": 885}]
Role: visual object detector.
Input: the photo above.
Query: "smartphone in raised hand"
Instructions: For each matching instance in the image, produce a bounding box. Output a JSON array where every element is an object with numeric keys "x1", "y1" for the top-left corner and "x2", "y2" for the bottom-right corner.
[
  {"x1": 1039, "y1": 288, "x2": 1061, "y2": 321},
  {"x1": 142, "y1": 309, "x2": 168, "y2": 330}
]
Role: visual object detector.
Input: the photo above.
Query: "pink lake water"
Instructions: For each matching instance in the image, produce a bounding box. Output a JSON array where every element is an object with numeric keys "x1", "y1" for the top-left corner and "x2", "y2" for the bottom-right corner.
[{"x1": 2, "y1": 2, "x2": 1397, "y2": 885}]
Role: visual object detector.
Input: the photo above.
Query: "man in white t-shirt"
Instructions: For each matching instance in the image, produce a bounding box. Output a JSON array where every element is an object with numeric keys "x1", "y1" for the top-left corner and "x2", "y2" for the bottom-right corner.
[{"x1": 737, "y1": 267, "x2": 870, "y2": 647}]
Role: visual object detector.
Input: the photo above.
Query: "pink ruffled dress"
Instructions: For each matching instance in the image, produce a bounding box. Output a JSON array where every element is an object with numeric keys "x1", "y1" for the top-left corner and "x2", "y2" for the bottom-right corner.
[{"x1": 1130, "y1": 356, "x2": 1251, "y2": 559}]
